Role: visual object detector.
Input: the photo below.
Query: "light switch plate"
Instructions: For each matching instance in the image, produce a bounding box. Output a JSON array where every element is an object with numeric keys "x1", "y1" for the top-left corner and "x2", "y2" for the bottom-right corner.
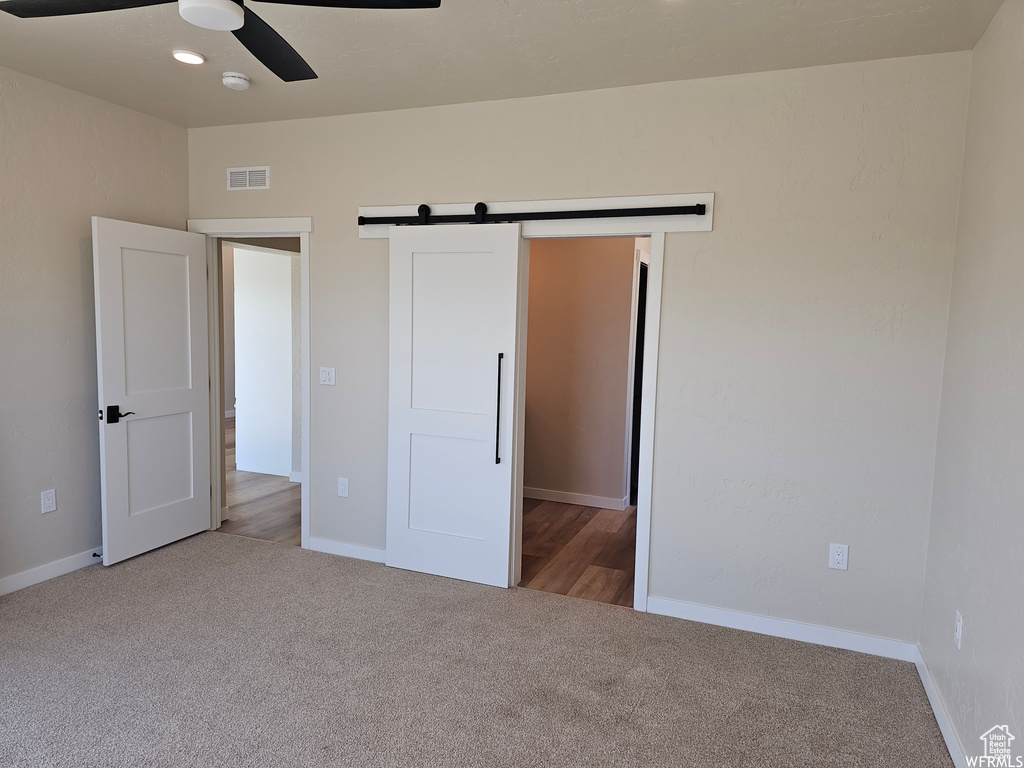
[{"x1": 319, "y1": 367, "x2": 336, "y2": 386}]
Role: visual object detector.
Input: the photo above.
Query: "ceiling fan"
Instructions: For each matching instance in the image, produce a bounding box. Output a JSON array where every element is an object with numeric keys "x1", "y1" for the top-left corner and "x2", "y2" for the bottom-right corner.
[{"x1": 0, "y1": 0, "x2": 441, "y2": 82}]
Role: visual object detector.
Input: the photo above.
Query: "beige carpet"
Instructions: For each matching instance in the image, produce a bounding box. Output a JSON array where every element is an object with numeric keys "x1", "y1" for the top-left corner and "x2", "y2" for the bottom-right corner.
[{"x1": 0, "y1": 533, "x2": 952, "y2": 767}]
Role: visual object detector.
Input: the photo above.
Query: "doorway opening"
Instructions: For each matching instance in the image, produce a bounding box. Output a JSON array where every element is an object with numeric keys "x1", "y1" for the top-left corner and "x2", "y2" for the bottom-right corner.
[
  {"x1": 518, "y1": 236, "x2": 650, "y2": 607},
  {"x1": 217, "y1": 238, "x2": 303, "y2": 547}
]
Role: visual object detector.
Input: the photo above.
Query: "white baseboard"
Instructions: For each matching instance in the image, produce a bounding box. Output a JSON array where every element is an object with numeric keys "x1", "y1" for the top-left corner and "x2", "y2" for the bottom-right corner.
[
  {"x1": 0, "y1": 546, "x2": 104, "y2": 597},
  {"x1": 523, "y1": 487, "x2": 628, "y2": 511},
  {"x1": 288, "y1": 471, "x2": 302, "y2": 483},
  {"x1": 225, "y1": 410, "x2": 235, "y2": 418},
  {"x1": 645, "y1": 595, "x2": 920, "y2": 662},
  {"x1": 914, "y1": 652, "x2": 967, "y2": 768},
  {"x1": 307, "y1": 537, "x2": 385, "y2": 563}
]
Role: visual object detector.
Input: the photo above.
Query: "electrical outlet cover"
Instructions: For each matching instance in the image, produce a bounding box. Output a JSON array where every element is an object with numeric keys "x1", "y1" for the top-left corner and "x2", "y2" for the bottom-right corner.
[
  {"x1": 828, "y1": 543, "x2": 848, "y2": 571},
  {"x1": 41, "y1": 489, "x2": 57, "y2": 514}
]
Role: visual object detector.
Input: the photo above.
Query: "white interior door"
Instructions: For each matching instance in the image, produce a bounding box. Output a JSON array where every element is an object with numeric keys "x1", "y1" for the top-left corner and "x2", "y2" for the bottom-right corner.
[
  {"x1": 386, "y1": 223, "x2": 523, "y2": 587},
  {"x1": 93, "y1": 217, "x2": 211, "y2": 566}
]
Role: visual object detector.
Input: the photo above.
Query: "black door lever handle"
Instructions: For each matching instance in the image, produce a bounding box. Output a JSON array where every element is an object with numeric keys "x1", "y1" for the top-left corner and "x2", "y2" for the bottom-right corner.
[
  {"x1": 495, "y1": 353, "x2": 503, "y2": 464},
  {"x1": 105, "y1": 405, "x2": 136, "y2": 424}
]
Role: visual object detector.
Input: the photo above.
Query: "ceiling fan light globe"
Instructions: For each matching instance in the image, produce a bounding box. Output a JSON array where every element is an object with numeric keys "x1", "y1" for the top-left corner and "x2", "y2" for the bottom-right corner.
[{"x1": 178, "y1": 0, "x2": 244, "y2": 31}]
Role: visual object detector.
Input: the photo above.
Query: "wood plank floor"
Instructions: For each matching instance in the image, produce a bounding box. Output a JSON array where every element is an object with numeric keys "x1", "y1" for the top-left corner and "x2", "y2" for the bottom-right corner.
[
  {"x1": 520, "y1": 499, "x2": 636, "y2": 607},
  {"x1": 219, "y1": 418, "x2": 301, "y2": 547},
  {"x1": 219, "y1": 420, "x2": 634, "y2": 592}
]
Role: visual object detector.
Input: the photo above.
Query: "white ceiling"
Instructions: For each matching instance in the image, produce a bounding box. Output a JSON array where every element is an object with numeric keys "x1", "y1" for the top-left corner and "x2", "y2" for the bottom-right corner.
[{"x1": 0, "y1": 0, "x2": 1004, "y2": 128}]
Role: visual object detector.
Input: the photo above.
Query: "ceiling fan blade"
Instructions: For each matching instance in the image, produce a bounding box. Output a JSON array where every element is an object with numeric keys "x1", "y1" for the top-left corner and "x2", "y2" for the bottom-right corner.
[
  {"x1": 232, "y1": 5, "x2": 316, "y2": 82},
  {"x1": 0, "y1": 0, "x2": 173, "y2": 18},
  {"x1": 251, "y1": 0, "x2": 439, "y2": 8}
]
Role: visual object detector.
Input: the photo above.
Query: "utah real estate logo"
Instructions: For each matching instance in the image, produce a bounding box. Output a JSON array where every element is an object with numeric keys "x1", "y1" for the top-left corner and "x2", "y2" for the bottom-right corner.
[{"x1": 967, "y1": 726, "x2": 1023, "y2": 767}]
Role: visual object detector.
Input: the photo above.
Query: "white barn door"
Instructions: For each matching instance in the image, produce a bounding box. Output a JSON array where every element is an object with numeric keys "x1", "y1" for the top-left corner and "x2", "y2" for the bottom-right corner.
[
  {"x1": 93, "y1": 217, "x2": 211, "y2": 566},
  {"x1": 386, "y1": 224, "x2": 523, "y2": 587}
]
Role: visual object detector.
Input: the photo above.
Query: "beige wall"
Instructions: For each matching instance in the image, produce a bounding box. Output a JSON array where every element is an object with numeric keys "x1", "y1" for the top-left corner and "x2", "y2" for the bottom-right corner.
[
  {"x1": 524, "y1": 238, "x2": 636, "y2": 504},
  {"x1": 0, "y1": 66, "x2": 189, "y2": 580},
  {"x1": 920, "y1": 0, "x2": 1024, "y2": 748},
  {"x1": 189, "y1": 52, "x2": 970, "y2": 641}
]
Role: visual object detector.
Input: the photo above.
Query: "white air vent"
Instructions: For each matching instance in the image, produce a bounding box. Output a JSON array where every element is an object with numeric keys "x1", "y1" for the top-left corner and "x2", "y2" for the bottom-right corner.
[{"x1": 226, "y1": 166, "x2": 270, "y2": 191}]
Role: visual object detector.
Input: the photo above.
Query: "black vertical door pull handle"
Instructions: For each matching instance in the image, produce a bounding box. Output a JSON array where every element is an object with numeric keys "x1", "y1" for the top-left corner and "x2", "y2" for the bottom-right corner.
[
  {"x1": 495, "y1": 353, "x2": 504, "y2": 464},
  {"x1": 105, "y1": 405, "x2": 136, "y2": 424}
]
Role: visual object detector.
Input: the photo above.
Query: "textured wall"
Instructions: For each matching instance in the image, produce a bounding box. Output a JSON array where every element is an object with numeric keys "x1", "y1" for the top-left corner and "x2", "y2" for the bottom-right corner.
[
  {"x1": 524, "y1": 237, "x2": 636, "y2": 504},
  {"x1": 647, "y1": 69, "x2": 970, "y2": 640},
  {"x1": 0, "y1": 66, "x2": 188, "y2": 580},
  {"x1": 189, "y1": 53, "x2": 969, "y2": 640},
  {"x1": 920, "y1": 0, "x2": 1024, "y2": 748}
]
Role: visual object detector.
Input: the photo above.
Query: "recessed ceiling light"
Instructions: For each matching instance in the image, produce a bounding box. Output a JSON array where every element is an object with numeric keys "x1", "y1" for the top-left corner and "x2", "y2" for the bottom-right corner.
[{"x1": 172, "y1": 49, "x2": 206, "y2": 66}]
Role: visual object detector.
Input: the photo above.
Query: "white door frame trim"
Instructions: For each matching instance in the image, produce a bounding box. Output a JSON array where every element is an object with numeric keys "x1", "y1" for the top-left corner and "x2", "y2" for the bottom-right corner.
[
  {"x1": 620, "y1": 242, "x2": 651, "y2": 510},
  {"x1": 187, "y1": 217, "x2": 313, "y2": 549},
  {"x1": 630, "y1": 233, "x2": 664, "y2": 612},
  {"x1": 362, "y1": 195, "x2": 713, "y2": 612}
]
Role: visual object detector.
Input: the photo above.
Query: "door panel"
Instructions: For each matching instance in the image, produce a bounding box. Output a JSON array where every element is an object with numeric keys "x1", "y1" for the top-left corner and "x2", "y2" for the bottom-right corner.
[
  {"x1": 410, "y1": 250, "x2": 493, "y2": 414},
  {"x1": 93, "y1": 217, "x2": 210, "y2": 566},
  {"x1": 121, "y1": 248, "x2": 193, "y2": 394},
  {"x1": 409, "y1": 433, "x2": 489, "y2": 539},
  {"x1": 125, "y1": 412, "x2": 194, "y2": 515},
  {"x1": 386, "y1": 224, "x2": 522, "y2": 587}
]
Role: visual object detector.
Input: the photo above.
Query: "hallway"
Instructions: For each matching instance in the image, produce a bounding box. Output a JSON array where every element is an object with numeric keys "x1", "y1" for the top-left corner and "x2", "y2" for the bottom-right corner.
[
  {"x1": 219, "y1": 417, "x2": 300, "y2": 546},
  {"x1": 519, "y1": 499, "x2": 636, "y2": 607}
]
